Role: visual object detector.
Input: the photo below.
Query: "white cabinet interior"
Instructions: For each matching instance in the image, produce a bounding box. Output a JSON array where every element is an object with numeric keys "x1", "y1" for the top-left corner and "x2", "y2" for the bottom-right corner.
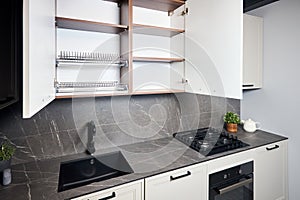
[
  {"x1": 71, "y1": 180, "x2": 144, "y2": 200},
  {"x1": 132, "y1": 5, "x2": 185, "y2": 93},
  {"x1": 243, "y1": 14, "x2": 263, "y2": 90},
  {"x1": 254, "y1": 140, "x2": 288, "y2": 200},
  {"x1": 56, "y1": 0, "x2": 129, "y2": 97}
]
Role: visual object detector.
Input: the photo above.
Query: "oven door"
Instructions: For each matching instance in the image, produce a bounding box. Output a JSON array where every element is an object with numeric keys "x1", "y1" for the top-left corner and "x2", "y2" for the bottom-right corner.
[{"x1": 209, "y1": 174, "x2": 253, "y2": 200}]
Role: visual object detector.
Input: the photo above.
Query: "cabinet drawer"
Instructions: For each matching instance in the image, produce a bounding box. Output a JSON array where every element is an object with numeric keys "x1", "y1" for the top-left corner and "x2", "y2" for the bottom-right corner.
[
  {"x1": 145, "y1": 163, "x2": 207, "y2": 200},
  {"x1": 207, "y1": 148, "x2": 254, "y2": 174},
  {"x1": 255, "y1": 141, "x2": 287, "y2": 154},
  {"x1": 71, "y1": 180, "x2": 144, "y2": 200}
]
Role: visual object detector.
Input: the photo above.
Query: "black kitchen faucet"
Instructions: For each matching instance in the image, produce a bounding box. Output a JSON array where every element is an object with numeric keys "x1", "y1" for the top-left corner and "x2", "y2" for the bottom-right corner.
[{"x1": 86, "y1": 120, "x2": 96, "y2": 155}]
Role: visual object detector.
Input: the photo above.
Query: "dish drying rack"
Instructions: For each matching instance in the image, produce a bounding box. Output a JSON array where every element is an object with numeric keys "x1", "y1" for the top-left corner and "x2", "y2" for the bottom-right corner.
[
  {"x1": 55, "y1": 81, "x2": 128, "y2": 93},
  {"x1": 56, "y1": 51, "x2": 128, "y2": 67}
]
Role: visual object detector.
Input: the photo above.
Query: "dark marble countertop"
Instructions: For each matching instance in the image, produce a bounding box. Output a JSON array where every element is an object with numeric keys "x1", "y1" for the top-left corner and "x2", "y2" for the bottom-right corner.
[{"x1": 0, "y1": 128, "x2": 287, "y2": 200}]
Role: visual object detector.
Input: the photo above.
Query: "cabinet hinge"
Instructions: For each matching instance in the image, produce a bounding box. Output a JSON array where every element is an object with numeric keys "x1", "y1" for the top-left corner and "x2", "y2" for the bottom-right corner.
[{"x1": 181, "y1": 8, "x2": 189, "y2": 16}]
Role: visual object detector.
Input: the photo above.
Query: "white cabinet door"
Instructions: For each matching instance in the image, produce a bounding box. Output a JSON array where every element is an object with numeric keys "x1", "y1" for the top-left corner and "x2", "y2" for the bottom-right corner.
[
  {"x1": 71, "y1": 180, "x2": 144, "y2": 200},
  {"x1": 254, "y1": 140, "x2": 288, "y2": 200},
  {"x1": 145, "y1": 163, "x2": 207, "y2": 200},
  {"x1": 243, "y1": 14, "x2": 263, "y2": 90},
  {"x1": 185, "y1": 0, "x2": 243, "y2": 99},
  {"x1": 23, "y1": 0, "x2": 56, "y2": 118}
]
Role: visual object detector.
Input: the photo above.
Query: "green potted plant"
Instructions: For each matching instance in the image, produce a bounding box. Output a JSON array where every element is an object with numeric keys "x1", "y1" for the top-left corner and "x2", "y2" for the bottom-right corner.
[
  {"x1": 0, "y1": 142, "x2": 15, "y2": 172},
  {"x1": 223, "y1": 112, "x2": 241, "y2": 133}
]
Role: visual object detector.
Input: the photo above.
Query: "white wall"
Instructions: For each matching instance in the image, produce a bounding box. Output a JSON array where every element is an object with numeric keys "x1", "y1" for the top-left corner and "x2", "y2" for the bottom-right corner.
[{"x1": 242, "y1": 0, "x2": 300, "y2": 199}]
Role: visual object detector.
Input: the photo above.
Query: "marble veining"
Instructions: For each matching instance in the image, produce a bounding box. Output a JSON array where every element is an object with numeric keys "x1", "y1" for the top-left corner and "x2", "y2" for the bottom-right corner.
[{"x1": 0, "y1": 93, "x2": 240, "y2": 166}]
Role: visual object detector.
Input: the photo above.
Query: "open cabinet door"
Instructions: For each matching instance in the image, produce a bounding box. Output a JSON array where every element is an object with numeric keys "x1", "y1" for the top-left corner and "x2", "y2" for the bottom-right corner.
[
  {"x1": 23, "y1": 0, "x2": 56, "y2": 118},
  {"x1": 185, "y1": 0, "x2": 243, "y2": 99}
]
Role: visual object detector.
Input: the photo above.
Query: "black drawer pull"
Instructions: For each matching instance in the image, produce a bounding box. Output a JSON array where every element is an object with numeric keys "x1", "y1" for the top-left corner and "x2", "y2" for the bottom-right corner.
[
  {"x1": 243, "y1": 84, "x2": 254, "y2": 87},
  {"x1": 170, "y1": 171, "x2": 191, "y2": 181},
  {"x1": 266, "y1": 145, "x2": 279, "y2": 151},
  {"x1": 98, "y1": 192, "x2": 116, "y2": 200}
]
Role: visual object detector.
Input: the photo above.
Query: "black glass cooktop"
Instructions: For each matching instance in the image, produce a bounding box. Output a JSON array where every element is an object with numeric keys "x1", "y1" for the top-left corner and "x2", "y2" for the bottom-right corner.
[{"x1": 173, "y1": 127, "x2": 249, "y2": 156}]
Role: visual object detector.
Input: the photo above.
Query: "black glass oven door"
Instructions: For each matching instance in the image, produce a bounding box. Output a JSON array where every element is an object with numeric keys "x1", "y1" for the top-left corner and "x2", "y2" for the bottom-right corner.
[{"x1": 210, "y1": 175, "x2": 253, "y2": 200}]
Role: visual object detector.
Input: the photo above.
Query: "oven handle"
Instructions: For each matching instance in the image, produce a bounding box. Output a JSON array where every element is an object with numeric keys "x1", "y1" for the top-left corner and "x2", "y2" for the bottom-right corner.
[{"x1": 216, "y1": 178, "x2": 253, "y2": 195}]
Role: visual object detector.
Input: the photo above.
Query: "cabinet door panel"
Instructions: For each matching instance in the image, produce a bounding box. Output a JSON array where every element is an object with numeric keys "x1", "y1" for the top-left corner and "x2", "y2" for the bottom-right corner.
[
  {"x1": 23, "y1": 0, "x2": 56, "y2": 118},
  {"x1": 145, "y1": 163, "x2": 207, "y2": 200},
  {"x1": 254, "y1": 141, "x2": 288, "y2": 200},
  {"x1": 243, "y1": 14, "x2": 263, "y2": 89},
  {"x1": 185, "y1": 0, "x2": 243, "y2": 99},
  {"x1": 71, "y1": 180, "x2": 144, "y2": 200},
  {"x1": 170, "y1": 5, "x2": 185, "y2": 91}
]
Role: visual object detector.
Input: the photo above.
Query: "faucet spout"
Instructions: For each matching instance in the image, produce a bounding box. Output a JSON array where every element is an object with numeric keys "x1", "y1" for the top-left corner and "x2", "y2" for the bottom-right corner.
[{"x1": 86, "y1": 120, "x2": 96, "y2": 155}]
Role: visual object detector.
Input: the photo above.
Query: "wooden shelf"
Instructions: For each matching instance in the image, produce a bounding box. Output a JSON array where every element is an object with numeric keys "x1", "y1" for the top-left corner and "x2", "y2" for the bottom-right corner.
[
  {"x1": 56, "y1": 17, "x2": 128, "y2": 34},
  {"x1": 133, "y1": 24, "x2": 184, "y2": 37},
  {"x1": 134, "y1": 0, "x2": 185, "y2": 12},
  {"x1": 55, "y1": 89, "x2": 184, "y2": 99},
  {"x1": 132, "y1": 89, "x2": 184, "y2": 95},
  {"x1": 133, "y1": 56, "x2": 184, "y2": 63},
  {"x1": 56, "y1": 91, "x2": 129, "y2": 99},
  {"x1": 104, "y1": 0, "x2": 185, "y2": 12}
]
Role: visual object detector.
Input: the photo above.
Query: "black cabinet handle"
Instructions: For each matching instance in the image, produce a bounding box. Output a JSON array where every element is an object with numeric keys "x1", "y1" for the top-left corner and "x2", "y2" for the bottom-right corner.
[
  {"x1": 243, "y1": 84, "x2": 254, "y2": 87},
  {"x1": 266, "y1": 145, "x2": 279, "y2": 151},
  {"x1": 170, "y1": 171, "x2": 191, "y2": 181},
  {"x1": 98, "y1": 192, "x2": 116, "y2": 200}
]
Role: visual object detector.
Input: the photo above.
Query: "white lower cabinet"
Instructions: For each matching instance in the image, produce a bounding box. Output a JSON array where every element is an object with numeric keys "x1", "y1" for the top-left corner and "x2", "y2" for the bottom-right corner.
[
  {"x1": 254, "y1": 140, "x2": 288, "y2": 200},
  {"x1": 145, "y1": 163, "x2": 207, "y2": 200},
  {"x1": 71, "y1": 180, "x2": 144, "y2": 200}
]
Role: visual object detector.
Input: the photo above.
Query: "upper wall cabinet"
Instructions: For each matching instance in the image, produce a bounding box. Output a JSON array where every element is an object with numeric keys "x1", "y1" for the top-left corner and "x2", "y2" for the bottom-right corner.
[
  {"x1": 22, "y1": 0, "x2": 243, "y2": 118},
  {"x1": 243, "y1": 14, "x2": 263, "y2": 90},
  {"x1": 23, "y1": 0, "x2": 56, "y2": 118},
  {"x1": 184, "y1": 0, "x2": 243, "y2": 99},
  {"x1": 55, "y1": 0, "x2": 130, "y2": 99},
  {"x1": 132, "y1": 1, "x2": 185, "y2": 94}
]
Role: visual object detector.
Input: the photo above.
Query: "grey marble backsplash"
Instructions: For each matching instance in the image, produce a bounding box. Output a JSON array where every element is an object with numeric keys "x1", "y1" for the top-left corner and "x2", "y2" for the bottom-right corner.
[{"x1": 0, "y1": 93, "x2": 240, "y2": 165}]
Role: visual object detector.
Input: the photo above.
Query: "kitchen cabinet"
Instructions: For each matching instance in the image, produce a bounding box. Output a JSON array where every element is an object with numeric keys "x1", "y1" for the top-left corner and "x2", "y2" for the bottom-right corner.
[
  {"x1": 254, "y1": 140, "x2": 288, "y2": 200},
  {"x1": 23, "y1": 0, "x2": 56, "y2": 118},
  {"x1": 55, "y1": 0, "x2": 130, "y2": 98},
  {"x1": 184, "y1": 0, "x2": 243, "y2": 99},
  {"x1": 71, "y1": 180, "x2": 144, "y2": 200},
  {"x1": 243, "y1": 14, "x2": 263, "y2": 90},
  {"x1": 145, "y1": 163, "x2": 207, "y2": 200},
  {"x1": 132, "y1": 2, "x2": 185, "y2": 93},
  {"x1": 23, "y1": 0, "x2": 243, "y2": 118}
]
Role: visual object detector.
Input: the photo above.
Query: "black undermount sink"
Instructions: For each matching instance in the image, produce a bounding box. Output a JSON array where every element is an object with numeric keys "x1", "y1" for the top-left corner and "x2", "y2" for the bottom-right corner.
[{"x1": 58, "y1": 151, "x2": 133, "y2": 192}]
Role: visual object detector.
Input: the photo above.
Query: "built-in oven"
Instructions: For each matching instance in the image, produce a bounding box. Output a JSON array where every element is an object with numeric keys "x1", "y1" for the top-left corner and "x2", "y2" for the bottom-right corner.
[{"x1": 209, "y1": 161, "x2": 253, "y2": 200}]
